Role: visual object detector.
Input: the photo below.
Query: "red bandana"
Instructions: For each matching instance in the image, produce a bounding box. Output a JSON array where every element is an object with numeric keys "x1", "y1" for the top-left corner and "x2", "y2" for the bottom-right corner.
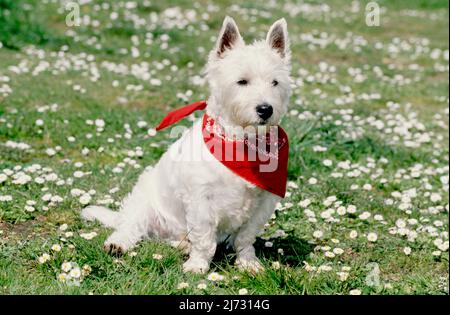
[{"x1": 156, "y1": 101, "x2": 289, "y2": 198}]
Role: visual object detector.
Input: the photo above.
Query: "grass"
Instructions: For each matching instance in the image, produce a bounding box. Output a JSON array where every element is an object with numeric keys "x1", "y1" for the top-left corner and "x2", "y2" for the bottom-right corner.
[{"x1": 0, "y1": 0, "x2": 448, "y2": 294}]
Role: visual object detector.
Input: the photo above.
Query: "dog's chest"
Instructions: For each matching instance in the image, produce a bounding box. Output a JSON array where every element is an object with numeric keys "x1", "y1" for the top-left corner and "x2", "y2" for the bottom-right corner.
[
  {"x1": 171, "y1": 120, "x2": 268, "y2": 232},
  {"x1": 209, "y1": 167, "x2": 263, "y2": 232}
]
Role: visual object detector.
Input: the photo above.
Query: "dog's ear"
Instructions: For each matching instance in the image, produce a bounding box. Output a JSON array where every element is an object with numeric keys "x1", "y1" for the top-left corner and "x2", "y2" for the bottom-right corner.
[
  {"x1": 266, "y1": 18, "x2": 290, "y2": 61},
  {"x1": 215, "y1": 16, "x2": 244, "y2": 58}
]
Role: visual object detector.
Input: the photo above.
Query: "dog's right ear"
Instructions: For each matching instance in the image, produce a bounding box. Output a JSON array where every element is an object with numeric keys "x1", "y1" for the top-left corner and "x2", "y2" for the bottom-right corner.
[
  {"x1": 215, "y1": 16, "x2": 244, "y2": 58},
  {"x1": 266, "y1": 18, "x2": 290, "y2": 62}
]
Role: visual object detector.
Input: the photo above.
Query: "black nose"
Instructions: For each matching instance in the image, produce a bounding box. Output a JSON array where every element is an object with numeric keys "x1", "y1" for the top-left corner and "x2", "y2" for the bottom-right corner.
[{"x1": 256, "y1": 103, "x2": 273, "y2": 120}]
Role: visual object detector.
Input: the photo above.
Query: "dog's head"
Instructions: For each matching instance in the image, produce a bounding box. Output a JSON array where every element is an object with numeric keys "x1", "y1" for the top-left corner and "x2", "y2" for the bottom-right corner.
[{"x1": 205, "y1": 16, "x2": 292, "y2": 129}]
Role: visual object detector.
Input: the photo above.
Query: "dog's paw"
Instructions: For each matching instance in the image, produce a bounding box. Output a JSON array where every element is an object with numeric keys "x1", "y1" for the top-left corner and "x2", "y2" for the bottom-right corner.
[
  {"x1": 104, "y1": 234, "x2": 130, "y2": 256},
  {"x1": 235, "y1": 257, "x2": 265, "y2": 274},
  {"x1": 183, "y1": 257, "x2": 210, "y2": 274},
  {"x1": 104, "y1": 242, "x2": 126, "y2": 256}
]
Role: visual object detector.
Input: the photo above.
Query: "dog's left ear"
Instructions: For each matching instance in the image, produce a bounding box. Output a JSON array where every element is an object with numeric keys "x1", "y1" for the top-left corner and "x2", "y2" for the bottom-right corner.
[
  {"x1": 266, "y1": 18, "x2": 290, "y2": 62},
  {"x1": 215, "y1": 16, "x2": 244, "y2": 58}
]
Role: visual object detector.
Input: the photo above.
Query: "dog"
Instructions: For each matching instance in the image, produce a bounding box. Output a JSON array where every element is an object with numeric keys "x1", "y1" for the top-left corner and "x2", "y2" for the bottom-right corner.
[{"x1": 82, "y1": 16, "x2": 291, "y2": 274}]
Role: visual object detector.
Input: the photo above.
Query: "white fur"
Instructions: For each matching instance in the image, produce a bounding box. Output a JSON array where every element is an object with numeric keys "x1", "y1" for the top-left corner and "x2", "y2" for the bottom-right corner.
[{"x1": 81, "y1": 17, "x2": 292, "y2": 274}]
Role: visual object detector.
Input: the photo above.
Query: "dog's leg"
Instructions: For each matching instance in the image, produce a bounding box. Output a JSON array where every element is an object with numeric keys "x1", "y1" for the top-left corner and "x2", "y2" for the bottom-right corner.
[
  {"x1": 182, "y1": 196, "x2": 217, "y2": 274},
  {"x1": 103, "y1": 169, "x2": 158, "y2": 255},
  {"x1": 104, "y1": 204, "x2": 168, "y2": 255},
  {"x1": 103, "y1": 205, "x2": 150, "y2": 255},
  {"x1": 234, "y1": 195, "x2": 279, "y2": 273},
  {"x1": 82, "y1": 204, "x2": 148, "y2": 255},
  {"x1": 169, "y1": 239, "x2": 191, "y2": 255},
  {"x1": 82, "y1": 205, "x2": 121, "y2": 228},
  {"x1": 103, "y1": 223, "x2": 146, "y2": 255}
]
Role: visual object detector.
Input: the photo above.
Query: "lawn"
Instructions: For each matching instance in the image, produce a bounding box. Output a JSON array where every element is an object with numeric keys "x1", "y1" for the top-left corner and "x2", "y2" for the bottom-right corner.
[{"x1": 0, "y1": 0, "x2": 448, "y2": 295}]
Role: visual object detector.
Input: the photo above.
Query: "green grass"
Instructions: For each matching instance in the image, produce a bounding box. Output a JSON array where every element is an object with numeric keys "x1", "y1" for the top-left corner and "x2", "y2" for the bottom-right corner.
[{"x1": 0, "y1": 0, "x2": 448, "y2": 294}]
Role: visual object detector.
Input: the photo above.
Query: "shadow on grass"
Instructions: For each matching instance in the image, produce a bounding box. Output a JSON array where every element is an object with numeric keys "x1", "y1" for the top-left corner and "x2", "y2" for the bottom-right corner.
[
  {"x1": 254, "y1": 235, "x2": 313, "y2": 267},
  {"x1": 212, "y1": 234, "x2": 313, "y2": 268}
]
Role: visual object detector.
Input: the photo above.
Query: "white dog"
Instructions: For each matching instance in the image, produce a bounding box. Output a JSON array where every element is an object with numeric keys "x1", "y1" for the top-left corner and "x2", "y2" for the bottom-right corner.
[{"x1": 82, "y1": 16, "x2": 291, "y2": 274}]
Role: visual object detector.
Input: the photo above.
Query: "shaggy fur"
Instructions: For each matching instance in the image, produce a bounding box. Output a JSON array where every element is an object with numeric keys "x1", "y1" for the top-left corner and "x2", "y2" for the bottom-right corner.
[{"x1": 81, "y1": 16, "x2": 292, "y2": 274}]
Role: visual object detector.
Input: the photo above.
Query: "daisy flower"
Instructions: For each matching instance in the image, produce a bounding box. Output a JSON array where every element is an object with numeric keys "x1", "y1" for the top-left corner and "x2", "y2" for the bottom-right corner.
[
  {"x1": 207, "y1": 272, "x2": 224, "y2": 282},
  {"x1": 177, "y1": 282, "x2": 189, "y2": 289},
  {"x1": 367, "y1": 232, "x2": 378, "y2": 242},
  {"x1": 51, "y1": 244, "x2": 62, "y2": 252},
  {"x1": 61, "y1": 261, "x2": 72, "y2": 272},
  {"x1": 57, "y1": 273, "x2": 69, "y2": 283},
  {"x1": 38, "y1": 253, "x2": 51, "y2": 264},
  {"x1": 349, "y1": 289, "x2": 362, "y2": 295},
  {"x1": 197, "y1": 282, "x2": 207, "y2": 290},
  {"x1": 69, "y1": 268, "x2": 82, "y2": 279},
  {"x1": 238, "y1": 288, "x2": 248, "y2": 295}
]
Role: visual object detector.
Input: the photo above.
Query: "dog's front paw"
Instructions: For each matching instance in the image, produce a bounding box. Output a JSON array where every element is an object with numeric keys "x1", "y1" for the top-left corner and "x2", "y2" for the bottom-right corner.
[
  {"x1": 183, "y1": 257, "x2": 210, "y2": 274},
  {"x1": 104, "y1": 234, "x2": 131, "y2": 256},
  {"x1": 104, "y1": 242, "x2": 126, "y2": 256},
  {"x1": 236, "y1": 257, "x2": 265, "y2": 274}
]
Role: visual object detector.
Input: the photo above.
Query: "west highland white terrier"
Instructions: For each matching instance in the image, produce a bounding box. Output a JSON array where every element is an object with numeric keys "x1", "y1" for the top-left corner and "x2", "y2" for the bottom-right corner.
[{"x1": 82, "y1": 16, "x2": 292, "y2": 274}]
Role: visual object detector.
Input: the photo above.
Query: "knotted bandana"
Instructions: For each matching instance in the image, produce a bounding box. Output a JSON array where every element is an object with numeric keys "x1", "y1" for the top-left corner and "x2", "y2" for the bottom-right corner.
[{"x1": 156, "y1": 101, "x2": 289, "y2": 198}]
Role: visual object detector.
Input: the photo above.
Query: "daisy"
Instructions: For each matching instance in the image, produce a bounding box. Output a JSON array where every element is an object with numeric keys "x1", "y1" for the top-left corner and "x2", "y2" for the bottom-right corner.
[
  {"x1": 38, "y1": 253, "x2": 51, "y2": 264},
  {"x1": 58, "y1": 273, "x2": 69, "y2": 283},
  {"x1": 325, "y1": 251, "x2": 335, "y2": 258},
  {"x1": 367, "y1": 232, "x2": 378, "y2": 242},
  {"x1": 272, "y1": 261, "x2": 281, "y2": 270},
  {"x1": 79, "y1": 194, "x2": 92, "y2": 205},
  {"x1": 80, "y1": 232, "x2": 97, "y2": 240},
  {"x1": 359, "y1": 211, "x2": 371, "y2": 220},
  {"x1": 177, "y1": 282, "x2": 189, "y2": 289},
  {"x1": 333, "y1": 248, "x2": 344, "y2": 255},
  {"x1": 238, "y1": 288, "x2": 248, "y2": 295},
  {"x1": 323, "y1": 159, "x2": 333, "y2": 166},
  {"x1": 298, "y1": 199, "x2": 311, "y2": 208},
  {"x1": 337, "y1": 272, "x2": 349, "y2": 281},
  {"x1": 197, "y1": 282, "x2": 207, "y2": 290},
  {"x1": 336, "y1": 206, "x2": 346, "y2": 215},
  {"x1": 313, "y1": 230, "x2": 323, "y2": 239},
  {"x1": 69, "y1": 268, "x2": 82, "y2": 279},
  {"x1": 207, "y1": 272, "x2": 224, "y2": 282},
  {"x1": 347, "y1": 205, "x2": 357, "y2": 213},
  {"x1": 61, "y1": 261, "x2": 72, "y2": 272},
  {"x1": 51, "y1": 244, "x2": 62, "y2": 252},
  {"x1": 82, "y1": 264, "x2": 92, "y2": 275}
]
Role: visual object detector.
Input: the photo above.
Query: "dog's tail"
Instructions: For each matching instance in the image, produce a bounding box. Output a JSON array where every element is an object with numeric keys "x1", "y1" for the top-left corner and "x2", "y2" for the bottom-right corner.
[{"x1": 81, "y1": 205, "x2": 121, "y2": 229}]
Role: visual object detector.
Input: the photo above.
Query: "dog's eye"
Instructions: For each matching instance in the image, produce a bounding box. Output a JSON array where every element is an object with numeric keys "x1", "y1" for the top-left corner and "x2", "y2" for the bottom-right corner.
[
  {"x1": 237, "y1": 79, "x2": 248, "y2": 86},
  {"x1": 272, "y1": 80, "x2": 279, "y2": 87}
]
